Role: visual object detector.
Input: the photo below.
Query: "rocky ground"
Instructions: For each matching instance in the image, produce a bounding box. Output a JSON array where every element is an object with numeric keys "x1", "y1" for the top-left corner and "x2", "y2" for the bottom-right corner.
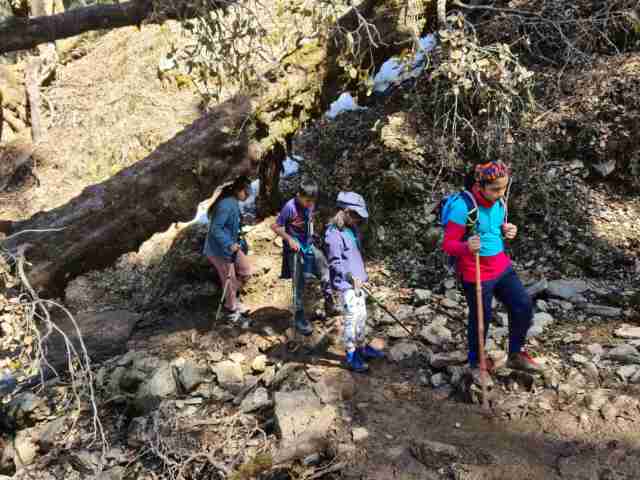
[{"x1": 2, "y1": 213, "x2": 639, "y2": 479}]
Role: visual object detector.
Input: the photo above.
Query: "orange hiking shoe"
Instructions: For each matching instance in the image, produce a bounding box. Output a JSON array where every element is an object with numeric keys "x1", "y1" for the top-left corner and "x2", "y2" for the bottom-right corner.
[{"x1": 507, "y1": 351, "x2": 544, "y2": 373}]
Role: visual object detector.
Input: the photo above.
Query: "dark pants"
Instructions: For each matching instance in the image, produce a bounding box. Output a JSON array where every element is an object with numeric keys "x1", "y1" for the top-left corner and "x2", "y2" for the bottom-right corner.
[
  {"x1": 462, "y1": 267, "x2": 533, "y2": 367},
  {"x1": 285, "y1": 246, "x2": 331, "y2": 314}
]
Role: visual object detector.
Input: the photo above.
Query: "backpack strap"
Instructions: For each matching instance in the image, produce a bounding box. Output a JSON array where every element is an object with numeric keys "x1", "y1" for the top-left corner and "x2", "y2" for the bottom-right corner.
[{"x1": 459, "y1": 190, "x2": 479, "y2": 235}]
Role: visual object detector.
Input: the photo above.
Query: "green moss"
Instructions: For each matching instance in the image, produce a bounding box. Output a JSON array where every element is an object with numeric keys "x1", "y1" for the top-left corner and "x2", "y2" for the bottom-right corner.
[{"x1": 228, "y1": 453, "x2": 273, "y2": 480}]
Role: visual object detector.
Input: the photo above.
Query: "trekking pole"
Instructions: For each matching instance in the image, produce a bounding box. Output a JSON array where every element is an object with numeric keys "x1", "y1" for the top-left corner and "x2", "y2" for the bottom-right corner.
[
  {"x1": 289, "y1": 250, "x2": 301, "y2": 348},
  {"x1": 475, "y1": 253, "x2": 490, "y2": 412},
  {"x1": 215, "y1": 252, "x2": 237, "y2": 322},
  {"x1": 347, "y1": 273, "x2": 413, "y2": 337}
]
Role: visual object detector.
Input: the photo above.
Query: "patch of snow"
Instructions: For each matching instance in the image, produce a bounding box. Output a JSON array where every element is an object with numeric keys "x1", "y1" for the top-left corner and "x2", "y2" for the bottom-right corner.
[
  {"x1": 192, "y1": 179, "x2": 260, "y2": 225},
  {"x1": 326, "y1": 92, "x2": 366, "y2": 119},
  {"x1": 193, "y1": 200, "x2": 210, "y2": 225},
  {"x1": 373, "y1": 34, "x2": 437, "y2": 93},
  {"x1": 282, "y1": 156, "x2": 300, "y2": 178},
  {"x1": 239, "y1": 179, "x2": 260, "y2": 215}
]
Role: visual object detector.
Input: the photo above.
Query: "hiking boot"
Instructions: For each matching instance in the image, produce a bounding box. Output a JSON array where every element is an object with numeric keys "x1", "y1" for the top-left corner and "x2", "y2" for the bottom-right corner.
[
  {"x1": 324, "y1": 296, "x2": 343, "y2": 318},
  {"x1": 294, "y1": 311, "x2": 313, "y2": 336},
  {"x1": 345, "y1": 350, "x2": 368, "y2": 373},
  {"x1": 235, "y1": 302, "x2": 250, "y2": 314},
  {"x1": 225, "y1": 309, "x2": 249, "y2": 325},
  {"x1": 507, "y1": 352, "x2": 544, "y2": 373},
  {"x1": 357, "y1": 344, "x2": 385, "y2": 360}
]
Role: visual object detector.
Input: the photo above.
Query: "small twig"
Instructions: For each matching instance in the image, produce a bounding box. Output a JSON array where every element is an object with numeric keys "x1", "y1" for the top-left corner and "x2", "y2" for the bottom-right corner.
[
  {"x1": 3, "y1": 227, "x2": 66, "y2": 242},
  {"x1": 307, "y1": 461, "x2": 347, "y2": 480}
]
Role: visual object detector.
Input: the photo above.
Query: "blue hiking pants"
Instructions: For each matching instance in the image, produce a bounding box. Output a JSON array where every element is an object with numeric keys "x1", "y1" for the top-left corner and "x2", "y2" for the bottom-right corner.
[{"x1": 462, "y1": 267, "x2": 533, "y2": 367}]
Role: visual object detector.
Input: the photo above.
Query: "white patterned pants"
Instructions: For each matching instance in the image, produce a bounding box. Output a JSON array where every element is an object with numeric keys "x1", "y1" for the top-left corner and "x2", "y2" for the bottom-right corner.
[{"x1": 342, "y1": 289, "x2": 367, "y2": 352}]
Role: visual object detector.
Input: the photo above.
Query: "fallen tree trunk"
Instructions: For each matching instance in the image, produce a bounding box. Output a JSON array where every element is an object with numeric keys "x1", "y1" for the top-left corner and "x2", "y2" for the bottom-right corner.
[
  {"x1": 0, "y1": 0, "x2": 213, "y2": 54},
  {"x1": 4, "y1": 0, "x2": 421, "y2": 297},
  {"x1": 5, "y1": 97, "x2": 253, "y2": 296}
]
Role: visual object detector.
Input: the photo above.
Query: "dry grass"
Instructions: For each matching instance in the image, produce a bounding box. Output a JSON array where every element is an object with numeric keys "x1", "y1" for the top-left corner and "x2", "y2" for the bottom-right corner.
[{"x1": 1, "y1": 23, "x2": 203, "y2": 221}]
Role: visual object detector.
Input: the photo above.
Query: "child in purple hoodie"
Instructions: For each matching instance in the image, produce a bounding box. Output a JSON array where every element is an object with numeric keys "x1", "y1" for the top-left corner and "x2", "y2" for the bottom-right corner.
[{"x1": 324, "y1": 192, "x2": 384, "y2": 372}]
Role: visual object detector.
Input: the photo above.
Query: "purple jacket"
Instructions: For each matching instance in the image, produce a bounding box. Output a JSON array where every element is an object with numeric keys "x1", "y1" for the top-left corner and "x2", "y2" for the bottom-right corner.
[{"x1": 324, "y1": 225, "x2": 368, "y2": 291}]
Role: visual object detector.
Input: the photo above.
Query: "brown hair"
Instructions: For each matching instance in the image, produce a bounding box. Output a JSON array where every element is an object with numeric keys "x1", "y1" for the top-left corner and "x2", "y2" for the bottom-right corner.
[{"x1": 207, "y1": 176, "x2": 251, "y2": 218}]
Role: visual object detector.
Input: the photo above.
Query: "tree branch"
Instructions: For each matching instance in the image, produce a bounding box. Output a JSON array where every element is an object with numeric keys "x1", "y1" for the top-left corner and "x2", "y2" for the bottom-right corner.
[{"x1": 0, "y1": 0, "x2": 226, "y2": 54}]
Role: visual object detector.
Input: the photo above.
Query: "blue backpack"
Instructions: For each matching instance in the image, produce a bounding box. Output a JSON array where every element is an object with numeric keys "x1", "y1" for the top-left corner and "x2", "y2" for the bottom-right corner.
[{"x1": 437, "y1": 190, "x2": 479, "y2": 274}]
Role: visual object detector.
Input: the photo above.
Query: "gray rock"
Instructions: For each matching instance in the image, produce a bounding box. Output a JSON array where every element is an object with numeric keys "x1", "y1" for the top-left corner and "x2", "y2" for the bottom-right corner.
[
  {"x1": 566, "y1": 369, "x2": 587, "y2": 389},
  {"x1": 630, "y1": 370, "x2": 640, "y2": 384},
  {"x1": 388, "y1": 342, "x2": 419, "y2": 362},
  {"x1": 387, "y1": 324, "x2": 411, "y2": 339},
  {"x1": 419, "y1": 324, "x2": 452, "y2": 346},
  {"x1": 571, "y1": 354, "x2": 589, "y2": 364},
  {"x1": 7, "y1": 392, "x2": 51, "y2": 428},
  {"x1": 413, "y1": 305, "x2": 434, "y2": 321},
  {"x1": 582, "y1": 362, "x2": 600, "y2": 382},
  {"x1": 616, "y1": 365, "x2": 639, "y2": 381},
  {"x1": 430, "y1": 373, "x2": 447, "y2": 388},
  {"x1": 527, "y1": 324, "x2": 545, "y2": 337},
  {"x1": 414, "y1": 289, "x2": 432, "y2": 305},
  {"x1": 583, "y1": 304, "x2": 622, "y2": 318},
  {"x1": 411, "y1": 439, "x2": 461, "y2": 469},
  {"x1": 440, "y1": 298, "x2": 459, "y2": 309},
  {"x1": 564, "y1": 333, "x2": 583, "y2": 344},
  {"x1": 547, "y1": 279, "x2": 588, "y2": 300},
  {"x1": 138, "y1": 362, "x2": 177, "y2": 399},
  {"x1": 251, "y1": 355, "x2": 267, "y2": 373},
  {"x1": 592, "y1": 159, "x2": 616, "y2": 177},
  {"x1": 89, "y1": 467, "x2": 126, "y2": 480},
  {"x1": 533, "y1": 312, "x2": 554, "y2": 328},
  {"x1": 615, "y1": 326, "x2": 640, "y2": 339},
  {"x1": 430, "y1": 351, "x2": 467, "y2": 369},
  {"x1": 392, "y1": 305, "x2": 416, "y2": 322},
  {"x1": 584, "y1": 389, "x2": 608, "y2": 411},
  {"x1": 233, "y1": 375, "x2": 260, "y2": 405},
  {"x1": 178, "y1": 361, "x2": 209, "y2": 393},
  {"x1": 119, "y1": 368, "x2": 147, "y2": 393},
  {"x1": 12, "y1": 428, "x2": 39, "y2": 468},
  {"x1": 271, "y1": 363, "x2": 303, "y2": 389},
  {"x1": 132, "y1": 355, "x2": 162, "y2": 373},
  {"x1": 587, "y1": 343, "x2": 604, "y2": 356},
  {"x1": 527, "y1": 312, "x2": 554, "y2": 338},
  {"x1": 352, "y1": 427, "x2": 369, "y2": 443},
  {"x1": 535, "y1": 300, "x2": 548, "y2": 312},
  {"x1": 605, "y1": 344, "x2": 640, "y2": 364},
  {"x1": 526, "y1": 278, "x2": 548, "y2": 298},
  {"x1": 229, "y1": 352, "x2": 246, "y2": 364},
  {"x1": 213, "y1": 360, "x2": 245, "y2": 394},
  {"x1": 492, "y1": 327, "x2": 508, "y2": 341},
  {"x1": 46, "y1": 310, "x2": 140, "y2": 369},
  {"x1": 208, "y1": 351, "x2": 224, "y2": 362},
  {"x1": 240, "y1": 387, "x2": 272, "y2": 413},
  {"x1": 447, "y1": 366, "x2": 467, "y2": 387},
  {"x1": 127, "y1": 416, "x2": 149, "y2": 448},
  {"x1": 600, "y1": 403, "x2": 618, "y2": 421},
  {"x1": 261, "y1": 366, "x2": 276, "y2": 387},
  {"x1": 36, "y1": 416, "x2": 68, "y2": 453},
  {"x1": 209, "y1": 385, "x2": 234, "y2": 402},
  {"x1": 273, "y1": 389, "x2": 336, "y2": 462}
]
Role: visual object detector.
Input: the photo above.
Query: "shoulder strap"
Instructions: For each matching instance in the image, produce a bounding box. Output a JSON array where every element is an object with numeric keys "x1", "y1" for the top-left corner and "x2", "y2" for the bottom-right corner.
[
  {"x1": 460, "y1": 190, "x2": 479, "y2": 231},
  {"x1": 499, "y1": 197, "x2": 508, "y2": 224}
]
